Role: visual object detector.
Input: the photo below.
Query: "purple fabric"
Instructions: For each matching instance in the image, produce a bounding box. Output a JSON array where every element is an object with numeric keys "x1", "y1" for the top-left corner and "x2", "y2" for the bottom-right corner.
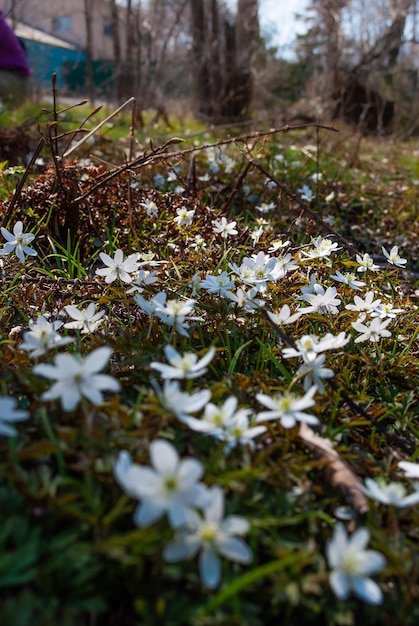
[{"x1": 0, "y1": 12, "x2": 31, "y2": 76}]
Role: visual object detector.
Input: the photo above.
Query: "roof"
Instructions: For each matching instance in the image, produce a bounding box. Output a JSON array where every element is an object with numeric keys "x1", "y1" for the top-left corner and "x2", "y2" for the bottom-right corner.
[{"x1": 14, "y1": 22, "x2": 78, "y2": 50}]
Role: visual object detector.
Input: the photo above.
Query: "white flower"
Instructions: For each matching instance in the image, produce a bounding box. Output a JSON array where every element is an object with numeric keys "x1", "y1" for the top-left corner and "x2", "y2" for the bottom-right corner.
[
  {"x1": 345, "y1": 291, "x2": 381, "y2": 321},
  {"x1": 150, "y1": 345, "x2": 215, "y2": 380},
  {"x1": 220, "y1": 412, "x2": 266, "y2": 453},
  {"x1": 174, "y1": 207, "x2": 195, "y2": 226},
  {"x1": 0, "y1": 396, "x2": 29, "y2": 437},
  {"x1": 266, "y1": 305, "x2": 301, "y2": 326},
  {"x1": 64, "y1": 303, "x2": 105, "y2": 334},
  {"x1": 361, "y1": 477, "x2": 419, "y2": 508},
  {"x1": 398, "y1": 461, "x2": 419, "y2": 480},
  {"x1": 356, "y1": 252, "x2": 380, "y2": 273},
  {"x1": 163, "y1": 485, "x2": 252, "y2": 588},
  {"x1": 370, "y1": 301, "x2": 404, "y2": 319},
  {"x1": 20, "y1": 315, "x2": 74, "y2": 357},
  {"x1": 255, "y1": 202, "x2": 275, "y2": 213},
  {"x1": 352, "y1": 317, "x2": 392, "y2": 343},
  {"x1": 271, "y1": 253, "x2": 299, "y2": 279},
  {"x1": 250, "y1": 225, "x2": 264, "y2": 246},
  {"x1": 212, "y1": 217, "x2": 238, "y2": 239},
  {"x1": 296, "y1": 354, "x2": 334, "y2": 394},
  {"x1": 95, "y1": 249, "x2": 140, "y2": 284},
  {"x1": 225, "y1": 286, "x2": 265, "y2": 311},
  {"x1": 134, "y1": 291, "x2": 168, "y2": 317},
  {"x1": 157, "y1": 380, "x2": 211, "y2": 422},
  {"x1": 300, "y1": 286, "x2": 341, "y2": 315},
  {"x1": 178, "y1": 397, "x2": 263, "y2": 452},
  {"x1": 302, "y1": 236, "x2": 341, "y2": 259},
  {"x1": 298, "y1": 184, "x2": 314, "y2": 202},
  {"x1": 283, "y1": 332, "x2": 349, "y2": 361},
  {"x1": 0, "y1": 221, "x2": 37, "y2": 263},
  {"x1": 229, "y1": 251, "x2": 277, "y2": 292},
  {"x1": 327, "y1": 523, "x2": 385, "y2": 604},
  {"x1": 382, "y1": 245, "x2": 407, "y2": 268},
  {"x1": 189, "y1": 271, "x2": 202, "y2": 296},
  {"x1": 155, "y1": 296, "x2": 203, "y2": 337},
  {"x1": 268, "y1": 238, "x2": 290, "y2": 253},
  {"x1": 125, "y1": 269, "x2": 159, "y2": 295},
  {"x1": 139, "y1": 198, "x2": 159, "y2": 217},
  {"x1": 33, "y1": 346, "x2": 120, "y2": 411},
  {"x1": 256, "y1": 386, "x2": 318, "y2": 428},
  {"x1": 331, "y1": 270, "x2": 366, "y2": 290},
  {"x1": 114, "y1": 440, "x2": 210, "y2": 528},
  {"x1": 200, "y1": 271, "x2": 235, "y2": 297}
]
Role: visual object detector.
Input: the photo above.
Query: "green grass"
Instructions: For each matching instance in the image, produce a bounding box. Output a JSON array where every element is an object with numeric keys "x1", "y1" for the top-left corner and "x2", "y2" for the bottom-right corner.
[{"x1": 0, "y1": 102, "x2": 418, "y2": 626}]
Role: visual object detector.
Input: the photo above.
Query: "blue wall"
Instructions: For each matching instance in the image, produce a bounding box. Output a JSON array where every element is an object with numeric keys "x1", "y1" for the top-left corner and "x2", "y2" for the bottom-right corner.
[{"x1": 22, "y1": 39, "x2": 86, "y2": 91}]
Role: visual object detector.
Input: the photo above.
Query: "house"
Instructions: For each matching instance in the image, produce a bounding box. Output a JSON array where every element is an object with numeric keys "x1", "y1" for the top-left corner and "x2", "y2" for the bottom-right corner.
[
  {"x1": 13, "y1": 22, "x2": 86, "y2": 92},
  {"x1": 3, "y1": 0, "x2": 127, "y2": 95}
]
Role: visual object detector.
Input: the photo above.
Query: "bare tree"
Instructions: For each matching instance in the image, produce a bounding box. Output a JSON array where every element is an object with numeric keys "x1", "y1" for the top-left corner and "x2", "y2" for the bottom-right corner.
[
  {"x1": 109, "y1": 0, "x2": 123, "y2": 101},
  {"x1": 83, "y1": 0, "x2": 95, "y2": 103},
  {"x1": 189, "y1": 0, "x2": 259, "y2": 121}
]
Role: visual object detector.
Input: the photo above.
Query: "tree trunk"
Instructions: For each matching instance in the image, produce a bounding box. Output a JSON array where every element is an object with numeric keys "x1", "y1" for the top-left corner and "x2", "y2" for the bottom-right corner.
[
  {"x1": 190, "y1": 0, "x2": 211, "y2": 117},
  {"x1": 83, "y1": 0, "x2": 95, "y2": 103},
  {"x1": 110, "y1": 0, "x2": 123, "y2": 101}
]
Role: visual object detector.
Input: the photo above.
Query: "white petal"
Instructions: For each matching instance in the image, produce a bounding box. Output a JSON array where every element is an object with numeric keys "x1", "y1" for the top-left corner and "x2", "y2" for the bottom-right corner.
[
  {"x1": 330, "y1": 570, "x2": 350, "y2": 600},
  {"x1": 217, "y1": 536, "x2": 253, "y2": 564},
  {"x1": 163, "y1": 535, "x2": 200, "y2": 562},
  {"x1": 361, "y1": 551, "x2": 386, "y2": 575},
  {"x1": 352, "y1": 576, "x2": 383, "y2": 605},
  {"x1": 349, "y1": 527, "x2": 370, "y2": 551},
  {"x1": 83, "y1": 347, "x2": 112, "y2": 374},
  {"x1": 150, "y1": 439, "x2": 179, "y2": 474},
  {"x1": 133, "y1": 500, "x2": 164, "y2": 526},
  {"x1": 220, "y1": 515, "x2": 250, "y2": 536},
  {"x1": 199, "y1": 548, "x2": 221, "y2": 589},
  {"x1": 178, "y1": 458, "x2": 204, "y2": 485},
  {"x1": 204, "y1": 486, "x2": 224, "y2": 522}
]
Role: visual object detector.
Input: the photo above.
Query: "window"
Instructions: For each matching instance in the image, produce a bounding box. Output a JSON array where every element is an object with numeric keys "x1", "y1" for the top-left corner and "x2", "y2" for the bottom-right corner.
[
  {"x1": 52, "y1": 15, "x2": 72, "y2": 33},
  {"x1": 103, "y1": 18, "x2": 113, "y2": 37}
]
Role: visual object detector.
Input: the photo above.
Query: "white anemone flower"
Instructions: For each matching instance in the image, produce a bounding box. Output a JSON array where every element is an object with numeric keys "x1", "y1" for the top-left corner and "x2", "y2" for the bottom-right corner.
[
  {"x1": 174, "y1": 207, "x2": 195, "y2": 226},
  {"x1": 178, "y1": 397, "x2": 261, "y2": 450},
  {"x1": 163, "y1": 485, "x2": 252, "y2": 588},
  {"x1": 361, "y1": 478, "x2": 419, "y2": 508},
  {"x1": 300, "y1": 286, "x2": 341, "y2": 315},
  {"x1": 20, "y1": 315, "x2": 74, "y2": 357},
  {"x1": 64, "y1": 303, "x2": 105, "y2": 334},
  {"x1": 154, "y1": 296, "x2": 203, "y2": 337},
  {"x1": 331, "y1": 270, "x2": 366, "y2": 290},
  {"x1": 200, "y1": 271, "x2": 235, "y2": 297},
  {"x1": 157, "y1": 380, "x2": 211, "y2": 422},
  {"x1": 225, "y1": 286, "x2": 265, "y2": 311},
  {"x1": 95, "y1": 249, "x2": 140, "y2": 284},
  {"x1": 212, "y1": 217, "x2": 238, "y2": 238},
  {"x1": 382, "y1": 245, "x2": 407, "y2": 268},
  {"x1": 356, "y1": 252, "x2": 380, "y2": 273},
  {"x1": 345, "y1": 291, "x2": 381, "y2": 321},
  {"x1": 114, "y1": 440, "x2": 210, "y2": 528},
  {"x1": 256, "y1": 385, "x2": 318, "y2": 428},
  {"x1": 33, "y1": 346, "x2": 120, "y2": 411},
  {"x1": 296, "y1": 354, "x2": 334, "y2": 394},
  {"x1": 302, "y1": 236, "x2": 341, "y2": 259},
  {"x1": 327, "y1": 523, "x2": 386, "y2": 605},
  {"x1": 352, "y1": 317, "x2": 392, "y2": 343},
  {"x1": 150, "y1": 345, "x2": 215, "y2": 380},
  {"x1": 266, "y1": 305, "x2": 302, "y2": 326},
  {"x1": 0, "y1": 221, "x2": 37, "y2": 263},
  {"x1": 398, "y1": 461, "x2": 419, "y2": 480},
  {"x1": 0, "y1": 396, "x2": 30, "y2": 437}
]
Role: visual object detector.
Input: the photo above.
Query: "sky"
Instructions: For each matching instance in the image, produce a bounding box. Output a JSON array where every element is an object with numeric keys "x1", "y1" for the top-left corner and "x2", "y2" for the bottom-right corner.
[{"x1": 226, "y1": 0, "x2": 311, "y2": 57}]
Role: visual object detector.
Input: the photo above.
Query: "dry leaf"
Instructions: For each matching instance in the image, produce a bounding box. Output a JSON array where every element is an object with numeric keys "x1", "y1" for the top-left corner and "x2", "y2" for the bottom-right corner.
[{"x1": 298, "y1": 423, "x2": 369, "y2": 515}]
